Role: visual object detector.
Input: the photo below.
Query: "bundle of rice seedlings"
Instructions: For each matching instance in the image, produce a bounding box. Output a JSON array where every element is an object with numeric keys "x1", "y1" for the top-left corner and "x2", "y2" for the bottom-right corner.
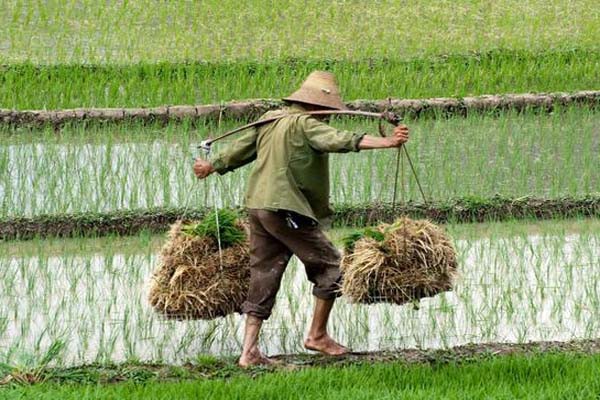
[
  {"x1": 340, "y1": 217, "x2": 458, "y2": 305},
  {"x1": 148, "y1": 209, "x2": 250, "y2": 320}
]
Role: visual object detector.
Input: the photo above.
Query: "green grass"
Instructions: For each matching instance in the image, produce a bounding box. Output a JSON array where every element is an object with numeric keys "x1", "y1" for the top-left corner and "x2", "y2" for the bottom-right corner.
[
  {"x1": 3, "y1": 353, "x2": 600, "y2": 399},
  {"x1": 2, "y1": 1, "x2": 598, "y2": 110},
  {"x1": 2, "y1": 107, "x2": 598, "y2": 218},
  {"x1": 2, "y1": 0, "x2": 598, "y2": 64},
  {"x1": 1, "y1": 49, "x2": 598, "y2": 109}
]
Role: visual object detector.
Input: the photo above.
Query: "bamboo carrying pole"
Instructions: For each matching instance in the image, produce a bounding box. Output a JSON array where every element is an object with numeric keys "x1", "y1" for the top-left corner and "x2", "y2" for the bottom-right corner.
[{"x1": 197, "y1": 109, "x2": 401, "y2": 152}]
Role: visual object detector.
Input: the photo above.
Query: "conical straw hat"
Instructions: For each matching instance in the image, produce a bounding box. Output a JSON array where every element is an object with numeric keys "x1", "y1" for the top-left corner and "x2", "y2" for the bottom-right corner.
[{"x1": 283, "y1": 71, "x2": 347, "y2": 110}]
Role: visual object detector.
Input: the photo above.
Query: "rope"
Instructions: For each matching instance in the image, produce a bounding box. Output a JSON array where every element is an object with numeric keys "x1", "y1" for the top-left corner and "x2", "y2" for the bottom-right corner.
[
  {"x1": 402, "y1": 146, "x2": 427, "y2": 204},
  {"x1": 401, "y1": 147, "x2": 405, "y2": 205},
  {"x1": 401, "y1": 148, "x2": 408, "y2": 268},
  {"x1": 190, "y1": 102, "x2": 226, "y2": 273},
  {"x1": 390, "y1": 146, "x2": 426, "y2": 206},
  {"x1": 388, "y1": 96, "x2": 403, "y2": 211},
  {"x1": 391, "y1": 147, "x2": 402, "y2": 210},
  {"x1": 211, "y1": 181, "x2": 224, "y2": 271},
  {"x1": 384, "y1": 98, "x2": 422, "y2": 273},
  {"x1": 391, "y1": 145, "x2": 427, "y2": 208},
  {"x1": 180, "y1": 179, "x2": 198, "y2": 219},
  {"x1": 213, "y1": 102, "x2": 225, "y2": 272}
]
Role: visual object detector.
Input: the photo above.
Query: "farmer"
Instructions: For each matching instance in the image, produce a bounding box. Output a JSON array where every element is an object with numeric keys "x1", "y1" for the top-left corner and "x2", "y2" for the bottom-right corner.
[{"x1": 193, "y1": 71, "x2": 409, "y2": 367}]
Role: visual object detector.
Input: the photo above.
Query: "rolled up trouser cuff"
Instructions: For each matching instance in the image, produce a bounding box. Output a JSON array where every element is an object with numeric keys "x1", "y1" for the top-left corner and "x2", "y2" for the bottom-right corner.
[
  {"x1": 312, "y1": 287, "x2": 341, "y2": 300},
  {"x1": 311, "y1": 272, "x2": 342, "y2": 300},
  {"x1": 241, "y1": 300, "x2": 273, "y2": 320}
]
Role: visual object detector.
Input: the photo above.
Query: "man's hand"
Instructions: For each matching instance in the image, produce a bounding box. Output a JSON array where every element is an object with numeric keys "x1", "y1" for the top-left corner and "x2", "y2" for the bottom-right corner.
[
  {"x1": 193, "y1": 158, "x2": 215, "y2": 179},
  {"x1": 386, "y1": 124, "x2": 409, "y2": 148},
  {"x1": 357, "y1": 124, "x2": 410, "y2": 150}
]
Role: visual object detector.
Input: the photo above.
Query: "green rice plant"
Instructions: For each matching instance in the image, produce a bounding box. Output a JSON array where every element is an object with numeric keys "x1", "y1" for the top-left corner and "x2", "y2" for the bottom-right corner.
[
  {"x1": 180, "y1": 209, "x2": 245, "y2": 247},
  {"x1": 341, "y1": 227, "x2": 385, "y2": 251},
  {"x1": 2, "y1": 107, "x2": 598, "y2": 219},
  {"x1": 1, "y1": 50, "x2": 598, "y2": 110},
  {"x1": 5, "y1": 353, "x2": 600, "y2": 397},
  {"x1": 198, "y1": 321, "x2": 220, "y2": 353},
  {"x1": 2, "y1": 0, "x2": 599, "y2": 64},
  {"x1": 0, "y1": 219, "x2": 598, "y2": 367}
]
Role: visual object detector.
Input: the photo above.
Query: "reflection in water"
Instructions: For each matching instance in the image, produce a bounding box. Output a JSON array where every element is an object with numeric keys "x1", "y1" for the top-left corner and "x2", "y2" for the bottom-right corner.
[{"x1": 0, "y1": 233, "x2": 598, "y2": 365}]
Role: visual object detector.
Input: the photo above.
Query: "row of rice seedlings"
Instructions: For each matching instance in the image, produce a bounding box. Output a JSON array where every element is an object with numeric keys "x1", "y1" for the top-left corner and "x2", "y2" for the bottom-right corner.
[
  {"x1": 2, "y1": 106, "x2": 598, "y2": 218},
  {"x1": 2, "y1": 0, "x2": 598, "y2": 64},
  {"x1": 2, "y1": 49, "x2": 598, "y2": 109},
  {"x1": 0, "y1": 220, "x2": 598, "y2": 366}
]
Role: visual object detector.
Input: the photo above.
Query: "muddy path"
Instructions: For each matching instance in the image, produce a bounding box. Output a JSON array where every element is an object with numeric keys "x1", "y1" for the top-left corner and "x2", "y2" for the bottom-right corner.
[
  {"x1": 2, "y1": 339, "x2": 598, "y2": 385},
  {"x1": 1, "y1": 91, "x2": 598, "y2": 128}
]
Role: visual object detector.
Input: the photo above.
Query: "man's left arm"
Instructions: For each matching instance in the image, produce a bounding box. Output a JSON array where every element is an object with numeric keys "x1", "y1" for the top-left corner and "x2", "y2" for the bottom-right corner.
[
  {"x1": 302, "y1": 116, "x2": 409, "y2": 153},
  {"x1": 193, "y1": 128, "x2": 258, "y2": 179},
  {"x1": 302, "y1": 116, "x2": 365, "y2": 153}
]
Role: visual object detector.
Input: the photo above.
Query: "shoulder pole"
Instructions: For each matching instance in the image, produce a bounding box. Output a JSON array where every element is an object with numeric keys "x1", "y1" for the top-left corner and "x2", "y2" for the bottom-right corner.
[{"x1": 198, "y1": 110, "x2": 402, "y2": 153}]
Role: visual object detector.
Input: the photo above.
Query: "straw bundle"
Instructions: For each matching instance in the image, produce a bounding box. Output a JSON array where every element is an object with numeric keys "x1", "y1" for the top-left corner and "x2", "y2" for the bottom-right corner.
[
  {"x1": 340, "y1": 217, "x2": 458, "y2": 305},
  {"x1": 148, "y1": 211, "x2": 250, "y2": 319}
]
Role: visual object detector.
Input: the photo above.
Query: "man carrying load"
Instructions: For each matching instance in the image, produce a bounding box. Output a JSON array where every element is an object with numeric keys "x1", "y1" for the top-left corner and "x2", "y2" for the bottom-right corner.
[{"x1": 193, "y1": 71, "x2": 409, "y2": 367}]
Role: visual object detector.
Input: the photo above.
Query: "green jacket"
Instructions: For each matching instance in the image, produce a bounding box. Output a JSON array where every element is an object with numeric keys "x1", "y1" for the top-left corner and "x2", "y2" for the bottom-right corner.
[{"x1": 210, "y1": 104, "x2": 365, "y2": 222}]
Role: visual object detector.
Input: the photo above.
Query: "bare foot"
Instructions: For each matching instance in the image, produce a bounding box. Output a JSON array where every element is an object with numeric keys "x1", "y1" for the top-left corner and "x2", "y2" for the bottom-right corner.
[
  {"x1": 238, "y1": 348, "x2": 274, "y2": 368},
  {"x1": 304, "y1": 334, "x2": 350, "y2": 356}
]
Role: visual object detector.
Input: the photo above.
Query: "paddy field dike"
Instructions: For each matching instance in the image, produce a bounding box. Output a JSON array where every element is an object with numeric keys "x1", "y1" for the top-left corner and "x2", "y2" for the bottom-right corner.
[{"x1": 1, "y1": 1, "x2": 599, "y2": 398}]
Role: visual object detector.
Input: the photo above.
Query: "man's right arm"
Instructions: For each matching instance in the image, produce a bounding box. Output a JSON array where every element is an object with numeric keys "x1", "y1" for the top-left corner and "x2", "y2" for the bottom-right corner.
[{"x1": 193, "y1": 127, "x2": 258, "y2": 180}]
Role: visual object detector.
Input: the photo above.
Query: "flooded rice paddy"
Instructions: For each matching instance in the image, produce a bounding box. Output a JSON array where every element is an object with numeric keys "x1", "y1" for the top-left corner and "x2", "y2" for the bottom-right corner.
[
  {"x1": 2, "y1": 107, "x2": 598, "y2": 217},
  {"x1": 0, "y1": 220, "x2": 598, "y2": 366}
]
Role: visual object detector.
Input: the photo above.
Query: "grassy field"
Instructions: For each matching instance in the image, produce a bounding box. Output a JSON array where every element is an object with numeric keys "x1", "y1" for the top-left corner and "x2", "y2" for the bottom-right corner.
[
  {"x1": 2, "y1": 50, "x2": 598, "y2": 109},
  {"x1": 2, "y1": 1, "x2": 598, "y2": 109},
  {"x1": 2, "y1": 107, "x2": 598, "y2": 218},
  {"x1": 2, "y1": 0, "x2": 598, "y2": 64},
  {"x1": 3, "y1": 353, "x2": 600, "y2": 399},
  {"x1": 1, "y1": 219, "x2": 598, "y2": 366}
]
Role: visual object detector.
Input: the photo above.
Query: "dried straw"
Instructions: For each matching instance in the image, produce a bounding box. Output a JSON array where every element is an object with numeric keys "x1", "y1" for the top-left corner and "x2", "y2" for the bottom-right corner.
[
  {"x1": 341, "y1": 217, "x2": 458, "y2": 305},
  {"x1": 148, "y1": 220, "x2": 250, "y2": 319}
]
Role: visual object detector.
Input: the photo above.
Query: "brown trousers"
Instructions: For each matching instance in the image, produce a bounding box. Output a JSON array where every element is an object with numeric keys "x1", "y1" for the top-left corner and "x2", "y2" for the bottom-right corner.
[{"x1": 241, "y1": 209, "x2": 342, "y2": 320}]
